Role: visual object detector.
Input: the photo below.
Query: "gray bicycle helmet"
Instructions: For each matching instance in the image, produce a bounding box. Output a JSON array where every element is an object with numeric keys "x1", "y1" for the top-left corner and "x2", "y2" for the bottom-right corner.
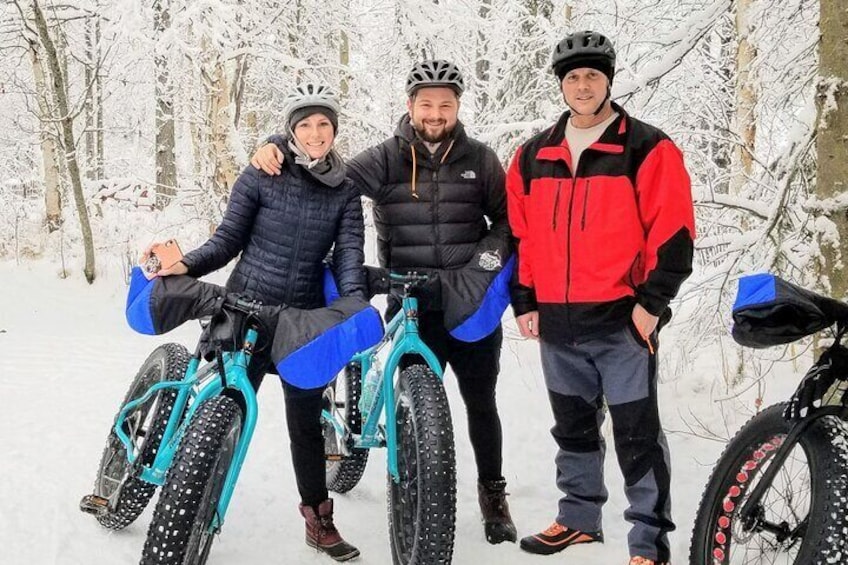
[
  {"x1": 284, "y1": 83, "x2": 341, "y2": 131},
  {"x1": 551, "y1": 31, "x2": 616, "y2": 83},
  {"x1": 405, "y1": 60, "x2": 465, "y2": 96}
]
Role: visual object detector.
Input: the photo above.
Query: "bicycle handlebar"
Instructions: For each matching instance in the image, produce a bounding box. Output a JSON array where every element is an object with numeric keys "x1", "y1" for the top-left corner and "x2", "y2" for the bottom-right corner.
[
  {"x1": 387, "y1": 272, "x2": 431, "y2": 300},
  {"x1": 221, "y1": 294, "x2": 266, "y2": 317},
  {"x1": 389, "y1": 272, "x2": 430, "y2": 285}
]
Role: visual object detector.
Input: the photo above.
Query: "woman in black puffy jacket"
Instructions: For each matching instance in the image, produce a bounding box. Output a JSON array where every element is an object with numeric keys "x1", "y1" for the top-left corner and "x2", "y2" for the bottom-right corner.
[{"x1": 143, "y1": 84, "x2": 364, "y2": 562}]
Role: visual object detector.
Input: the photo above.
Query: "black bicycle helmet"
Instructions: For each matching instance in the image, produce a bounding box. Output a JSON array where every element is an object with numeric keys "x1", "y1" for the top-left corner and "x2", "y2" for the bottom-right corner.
[
  {"x1": 405, "y1": 60, "x2": 465, "y2": 96},
  {"x1": 551, "y1": 31, "x2": 616, "y2": 83}
]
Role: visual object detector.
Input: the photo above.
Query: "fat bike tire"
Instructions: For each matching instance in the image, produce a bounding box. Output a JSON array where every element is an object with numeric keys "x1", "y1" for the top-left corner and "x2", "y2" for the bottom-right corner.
[
  {"x1": 140, "y1": 396, "x2": 242, "y2": 565},
  {"x1": 324, "y1": 362, "x2": 370, "y2": 493},
  {"x1": 387, "y1": 364, "x2": 456, "y2": 565},
  {"x1": 89, "y1": 343, "x2": 189, "y2": 530},
  {"x1": 689, "y1": 402, "x2": 848, "y2": 565}
]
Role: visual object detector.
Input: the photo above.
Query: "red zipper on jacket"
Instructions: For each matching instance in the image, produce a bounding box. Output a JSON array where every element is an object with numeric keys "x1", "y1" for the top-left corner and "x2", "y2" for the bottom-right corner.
[{"x1": 581, "y1": 180, "x2": 591, "y2": 231}]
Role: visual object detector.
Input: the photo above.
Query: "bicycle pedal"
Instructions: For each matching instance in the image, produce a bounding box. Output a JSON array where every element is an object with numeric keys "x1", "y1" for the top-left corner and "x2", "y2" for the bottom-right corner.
[
  {"x1": 325, "y1": 454, "x2": 344, "y2": 462},
  {"x1": 79, "y1": 494, "x2": 110, "y2": 516}
]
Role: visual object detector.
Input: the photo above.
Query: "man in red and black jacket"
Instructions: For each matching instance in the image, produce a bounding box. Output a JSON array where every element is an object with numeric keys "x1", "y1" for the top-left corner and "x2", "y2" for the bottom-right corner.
[{"x1": 507, "y1": 31, "x2": 694, "y2": 565}]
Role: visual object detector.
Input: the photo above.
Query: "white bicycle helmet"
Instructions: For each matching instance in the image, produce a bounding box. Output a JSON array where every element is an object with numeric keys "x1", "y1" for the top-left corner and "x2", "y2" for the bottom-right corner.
[
  {"x1": 405, "y1": 60, "x2": 465, "y2": 96},
  {"x1": 284, "y1": 84, "x2": 341, "y2": 127}
]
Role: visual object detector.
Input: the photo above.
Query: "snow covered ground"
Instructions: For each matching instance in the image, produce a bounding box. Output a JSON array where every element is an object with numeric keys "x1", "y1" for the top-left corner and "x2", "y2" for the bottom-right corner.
[{"x1": 0, "y1": 260, "x2": 803, "y2": 564}]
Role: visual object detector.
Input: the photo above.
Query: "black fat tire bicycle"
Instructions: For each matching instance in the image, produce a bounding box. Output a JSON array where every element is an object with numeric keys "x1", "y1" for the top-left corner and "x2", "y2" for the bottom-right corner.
[{"x1": 690, "y1": 274, "x2": 848, "y2": 565}]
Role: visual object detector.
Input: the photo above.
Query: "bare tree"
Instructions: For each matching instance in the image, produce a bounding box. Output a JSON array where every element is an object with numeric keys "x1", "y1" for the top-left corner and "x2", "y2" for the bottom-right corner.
[
  {"x1": 814, "y1": 0, "x2": 848, "y2": 299},
  {"x1": 731, "y1": 0, "x2": 758, "y2": 198},
  {"x1": 84, "y1": 12, "x2": 102, "y2": 181},
  {"x1": 26, "y1": 33, "x2": 63, "y2": 230},
  {"x1": 154, "y1": 0, "x2": 177, "y2": 208},
  {"x1": 31, "y1": 0, "x2": 95, "y2": 282}
]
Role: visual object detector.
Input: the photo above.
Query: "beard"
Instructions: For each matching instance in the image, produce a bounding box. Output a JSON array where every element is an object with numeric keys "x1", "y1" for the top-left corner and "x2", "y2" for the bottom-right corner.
[{"x1": 413, "y1": 119, "x2": 453, "y2": 143}]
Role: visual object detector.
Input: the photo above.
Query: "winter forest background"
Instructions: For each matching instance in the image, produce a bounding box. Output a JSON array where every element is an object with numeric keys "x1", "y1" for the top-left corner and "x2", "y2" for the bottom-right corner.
[
  {"x1": 4, "y1": 0, "x2": 848, "y2": 387},
  {"x1": 0, "y1": 0, "x2": 848, "y2": 440},
  {"x1": 2, "y1": 0, "x2": 848, "y2": 563}
]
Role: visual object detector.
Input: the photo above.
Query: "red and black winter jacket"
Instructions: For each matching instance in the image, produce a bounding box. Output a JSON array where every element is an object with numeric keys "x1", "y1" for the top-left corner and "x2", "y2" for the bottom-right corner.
[{"x1": 506, "y1": 103, "x2": 695, "y2": 342}]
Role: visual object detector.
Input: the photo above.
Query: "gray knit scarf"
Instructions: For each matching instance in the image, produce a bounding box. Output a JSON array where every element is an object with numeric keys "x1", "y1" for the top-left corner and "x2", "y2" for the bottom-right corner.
[{"x1": 287, "y1": 134, "x2": 347, "y2": 188}]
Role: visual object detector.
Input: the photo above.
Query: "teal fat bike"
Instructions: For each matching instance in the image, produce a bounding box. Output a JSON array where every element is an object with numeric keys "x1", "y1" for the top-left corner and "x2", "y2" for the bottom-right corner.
[
  {"x1": 80, "y1": 294, "x2": 279, "y2": 565},
  {"x1": 321, "y1": 272, "x2": 457, "y2": 565}
]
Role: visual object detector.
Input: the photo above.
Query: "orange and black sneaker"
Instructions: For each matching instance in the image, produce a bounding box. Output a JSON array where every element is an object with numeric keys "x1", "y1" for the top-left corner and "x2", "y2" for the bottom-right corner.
[
  {"x1": 519, "y1": 522, "x2": 603, "y2": 555},
  {"x1": 628, "y1": 557, "x2": 669, "y2": 565}
]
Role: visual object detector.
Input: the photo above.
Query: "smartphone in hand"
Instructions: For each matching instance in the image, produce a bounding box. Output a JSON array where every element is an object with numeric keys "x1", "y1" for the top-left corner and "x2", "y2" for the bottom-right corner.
[{"x1": 143, "y1": 239, "x2": 184, "y2": 279}]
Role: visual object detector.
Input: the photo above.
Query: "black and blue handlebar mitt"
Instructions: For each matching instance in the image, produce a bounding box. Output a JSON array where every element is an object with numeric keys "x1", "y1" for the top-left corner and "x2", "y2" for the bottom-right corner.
[{"x1": 731, "y1": 273, "x2": 848, "y2": 348}]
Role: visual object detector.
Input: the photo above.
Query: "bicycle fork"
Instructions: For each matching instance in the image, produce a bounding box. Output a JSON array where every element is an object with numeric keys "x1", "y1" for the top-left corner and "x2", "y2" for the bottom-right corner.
[{"x1": 738, "y1": 406, "x2": 846, "y2": 541}]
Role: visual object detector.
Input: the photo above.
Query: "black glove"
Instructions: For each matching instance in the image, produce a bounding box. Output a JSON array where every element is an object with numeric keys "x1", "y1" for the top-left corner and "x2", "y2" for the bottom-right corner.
[
  {"x1": 416, "y1": 271, "x2": 442, "y2": 312},
  {"x1": 365, "y1": 266, "x2": 390, "y2": 298},
  {"x1": 784, "y1": 344, "x2": 848, "y2": 420}
]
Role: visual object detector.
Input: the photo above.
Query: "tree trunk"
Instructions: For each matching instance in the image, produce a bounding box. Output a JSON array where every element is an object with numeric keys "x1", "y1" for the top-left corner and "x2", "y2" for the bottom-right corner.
[
  {"x1": 154, "y1": 0, "x2": 177, "y2": 208},
  {"x1": 95, "y1": 17, "x2": 103, "y2": 180},
  {"x1": 84, "y1": 15, "x2": 97, "y2": 181},
  {"x1": 339, "y1": 29, "x2": 350, "y2": 97},
  {"x1": 32, "y1": 0, "x2": 96, "y2": 283},
  {"x1": 207, "y1": 58, "x2": 240, "y2": 199},
  {"x1": 731, "y1": 0, "x2": 757, "y2": 198},
  {"x1": 28, "y1": 42, "x2": 62, "y2": 231},
  {"x1": 816, "y1": 0, "x2": 848, "y2": 299},
  {"x1": 475, "y1": 0, "x2": 491, "y2": 118},
  {"x1": 528, "y1": 0, "x2": 553, "y2": 68}
]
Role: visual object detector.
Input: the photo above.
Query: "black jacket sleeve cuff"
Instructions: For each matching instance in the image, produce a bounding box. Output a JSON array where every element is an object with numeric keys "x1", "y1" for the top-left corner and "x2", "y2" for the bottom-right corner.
[{"x1": 635, "y1": 292, "x2": 669, "y2": 317}]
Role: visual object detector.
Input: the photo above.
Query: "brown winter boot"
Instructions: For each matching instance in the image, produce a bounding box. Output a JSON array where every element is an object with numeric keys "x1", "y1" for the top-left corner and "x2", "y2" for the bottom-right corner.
[
  {"x1": 299, "y1": 498, "x2": 360, "y2": 562},
  {"x1": 478, "y1": 478, "x2": 517, "y2": 544}
]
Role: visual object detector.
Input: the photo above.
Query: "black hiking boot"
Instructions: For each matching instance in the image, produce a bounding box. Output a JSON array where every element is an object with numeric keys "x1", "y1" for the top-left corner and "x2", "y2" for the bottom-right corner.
[
  {"x1": 299, "y1": 498, "x2": 360, "y2": 562},
  {"x1": 478, "y1": 478, "x2": 517, "y2": 544}
]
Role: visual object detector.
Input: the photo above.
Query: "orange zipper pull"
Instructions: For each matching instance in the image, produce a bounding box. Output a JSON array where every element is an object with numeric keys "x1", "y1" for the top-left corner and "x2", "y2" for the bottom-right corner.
[{"x1": 639, "y1": 330, "x2": 655, "y2": 355}]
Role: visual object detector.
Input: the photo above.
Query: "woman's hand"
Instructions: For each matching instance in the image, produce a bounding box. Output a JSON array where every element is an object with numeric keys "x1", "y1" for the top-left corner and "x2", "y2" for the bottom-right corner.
[
  {"x1": 158, "y1": 261, "x2": 188, "y2": 276},
  {"x1": 250, "y1": 143, "x2": 284, "y2": 175},
  {"x1": 141, "y1": 243, "x2": 189, "y2": 277}
]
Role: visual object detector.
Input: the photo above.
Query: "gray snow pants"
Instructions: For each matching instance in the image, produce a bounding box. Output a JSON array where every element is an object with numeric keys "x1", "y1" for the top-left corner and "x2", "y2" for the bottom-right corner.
[{"x1": 540, "y1": 324, "x2": 675, "y2": 562}]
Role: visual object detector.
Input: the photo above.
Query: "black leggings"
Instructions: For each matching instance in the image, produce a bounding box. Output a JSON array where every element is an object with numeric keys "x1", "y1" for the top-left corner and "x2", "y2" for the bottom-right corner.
[
  {"x1": 402, "y1": 311, "x2": 505, "y2": 481},
  {"x1": 235, "y1": 356, "x2": 328, "y2": 508},
  {"x1": 281, "y1": 383, "x2": 328, "y2": 508}
]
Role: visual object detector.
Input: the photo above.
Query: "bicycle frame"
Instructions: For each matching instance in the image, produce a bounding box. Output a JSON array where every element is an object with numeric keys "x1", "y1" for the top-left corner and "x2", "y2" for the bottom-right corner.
[
  {"x1": 113, "y1": 327, "x2": 260, "y2": 532},
  {"x1": 324, "y1": 290, "x2": 443, "y2": 482}
]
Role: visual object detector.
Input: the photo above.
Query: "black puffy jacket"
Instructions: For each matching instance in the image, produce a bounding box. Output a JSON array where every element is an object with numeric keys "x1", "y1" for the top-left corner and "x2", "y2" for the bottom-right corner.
[
  {"x1": 181, "y1": 145, "x2": 365, "y2": 309},
  {"x1": 346, "y1": 116, "x2": 510, "y2": 272}
]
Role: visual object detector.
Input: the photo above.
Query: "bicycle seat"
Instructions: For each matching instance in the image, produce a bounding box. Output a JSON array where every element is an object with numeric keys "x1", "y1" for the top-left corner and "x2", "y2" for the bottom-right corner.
[{"x1": 732, "y1": 273, "x2": 848, "y2": 348}]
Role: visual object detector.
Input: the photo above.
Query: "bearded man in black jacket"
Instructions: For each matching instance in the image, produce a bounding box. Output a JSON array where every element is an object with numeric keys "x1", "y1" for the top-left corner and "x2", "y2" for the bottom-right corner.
[{"x1": 251, "y1": 60, "x2": 517, "y2": 545}]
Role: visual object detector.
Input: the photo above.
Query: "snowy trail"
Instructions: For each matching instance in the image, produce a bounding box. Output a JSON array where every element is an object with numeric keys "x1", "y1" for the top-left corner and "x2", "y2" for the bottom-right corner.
[{"x1": 0, "y1": 261, "x2": 784, "y2": 564}]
